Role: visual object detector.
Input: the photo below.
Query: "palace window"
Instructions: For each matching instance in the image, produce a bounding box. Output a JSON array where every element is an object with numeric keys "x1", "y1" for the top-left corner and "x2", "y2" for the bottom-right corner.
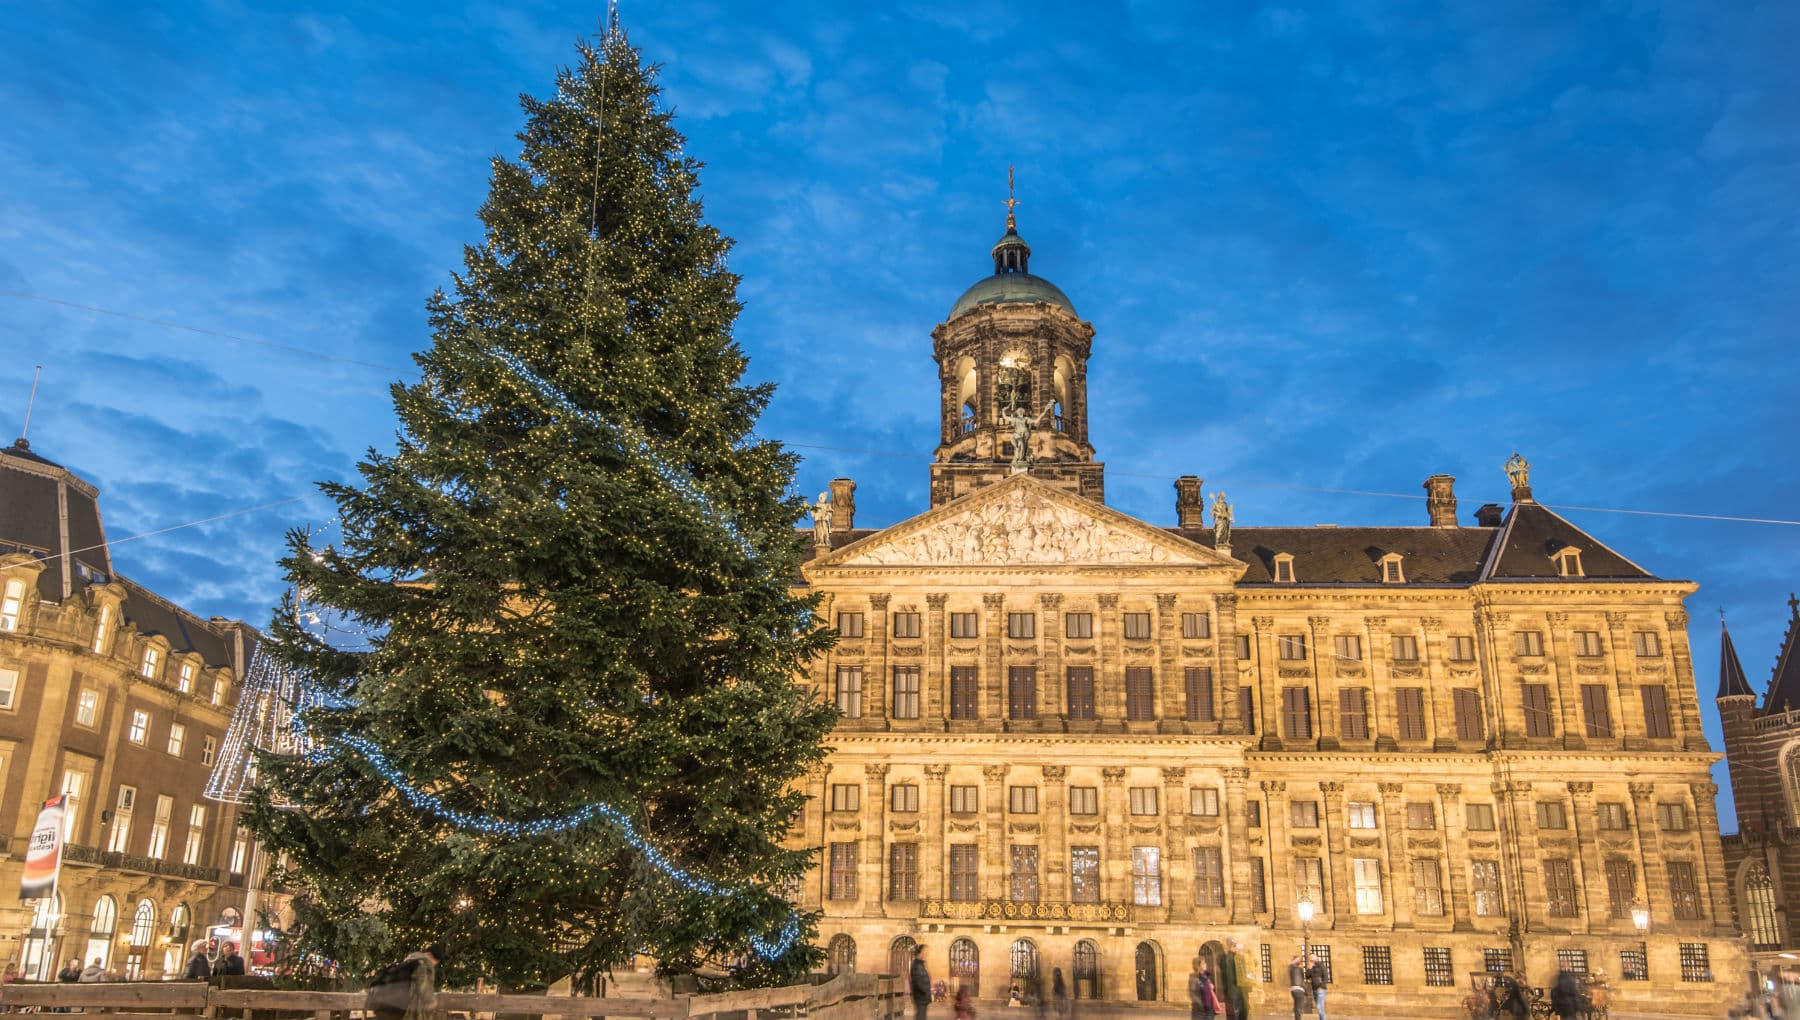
[
  {"x1": 1423, "y1": 948, "x2": 1454, "y2": 987},
  {"x1": 1007, "y1": 612, "x2": 1036, "y2": 640},
  {"x1": 1363, "y1": 945, "x2": 1394, "y2": 985},
  {"x1": 1007, "y1": 667, "x2": 1037, "y2": 720},
  {"x1": 1353, "y1": 858, "x2": 1384, "y2": 914},
  {"x1": 1131, "y1": 847, "x2": 1162, "y2": 906},
  {"x1": 1679, "y1": 943, "x2": 1710, "y2": 983},
  {"x1": 1581, "y1": 685, "x2": 1613, "y2": 738},
  {"x1": 1193, "y1": 847, "x2": 1224, "y2": 907},
  {"x1": 1247, "y1": 801, "x2": 1263, "y2": 827},
  {"x1": 1574, "y1": 631, "x2": 1605, "y2": 657},
  {"x1": 1280, "y1": 687, "x2": 1311, "y2": 740},
  {"x1": 1008, "y1": 786, "x2": 1038, "y2": 814},
  {"x1": 950, "y1": 612, "x2": 978, "y2": 639},
  {"x1": 182, "y1": 805, "x2": 206, "y2": 866},
  {"x1": 128, "y1": 710, "x2": 149, "y2": 745},
  {"x1": 0, "y1": 578, "x2": 23, "y2": 631},
  {"x1": 1557, "y1": 950, "x2": 1588, "y2": 976},
  {"x1": 1066, "y1": 667, "x2": 1095, "y2": 720},
  {"x1": 1597, "y1": 801, "x2": 1629, "y2": 830},
  {"x1": 1236, "y1": 634, "x2": 1252, "y2": 659},
  {"x1": 1065, "y1": 612, "x2": 1093, "y2": 639},
  {"x1": 1553, "y1": 548, "x2": 1584, "y2": 577},
  {"x1": 1380, "y1": 554, "x2": 1405, "y2": 584},
  {"x1": 1129, "y1": 787, "x2": 1159, "y2": 816},
  {"x1": 1334, "y1": 634, "x2": 1363, "y2": 663},
  {"x1": 1621, "y1": 948, "x2": 1648, "y2": 982},
  {"x1": 1391, "y1": 635, "x2": 1420, "y2": 662},
  {"x1": 1606, "y1": 857, "x2": 1637, "y2": 919},
  {"x1": 1516, "y1": 631, "x2": 1545, "y2": 656},
  {"x1": 1544, "y1": 858, "x2": 1579, "y2": 917},
  {"x1": 1121, "y1": 612, "x2": 1151, "y2": 641},
  {"x1": 1339, "y1": 688, "x2": 1369, "y2": 740},
  {"x1": 200, "y1": 735, "x2": 216, "y2": 767},
  {"x1": 1407, "y1": 802, "x2": 1436, "y2": 830},
  {"x1": 892, "y1": 612, "x2": 921, "y2": 639},
  {"x1": 889, "y1": 843, "x2": 918, "y2": 901},
  {"x1": 1182, "y1": 612, "x2": 1211, "y2": 639},
  {"x1": 1471, "y1": 860, "x2": 1504, "y2": 916},
  {"x1": 76, "y1": 688, "x2": 100, "y2": 727},
  {"x1": 1633, "y1": 631, "x2": 1662, "y2": 657},
  {"x1": 1069, "y1": 787, "x2": 1098, "y2": 815},
  {"x1": 949, "y1": 845, "x2": 979, "y2": 901},
  {"x1": 1395, "y1": 687, "x2": 1426, "y2": 741},
  {"x1": 1453, "y1": 688, "x2": 1484, "y2": 741},
  {"x1": 1449, "y1": 635, "x2": 1476, "y2": 662},
  {"x1": 1249, "y1": 857, "x2": 1268, "y2": 912},
  {"x1": 92, "y1": 605, "x2": 111, "y2": 654},
  {"x1": 836, "y1": 612, "x2": 864, "y2": 638},
  {"x1": 1642, "y1": 685, "x2": 1673, "y2": 738},
  {"x1": 1278, "y1": 634, "x2": 1308, "y2": 660},
  {"x1": 107, "y1": 787, "x2": 134, "y2": 853},
  {"x1": 1124, "y1": 668, "x2": 1155, "y2": 721},
  {"x1": 1291, "y1": 800, "x2": 1320, "y2": 828},
  {"x1": 1483, "y1": 949, "x2": 1514, "y2": 975},
  {"x1": 950, "y1": 667, "x2": 978, "y2": 720},
  {"x1": 1413, "y1": 859, "x2": 1444, "y2": 916},
  {"x1": 167, "y1": 723, "x2": 185, "y2": 757},
  {"x1": 1537, "y1": 801, "x2": 1568, "y2": 830},
  {"x1": 834, "y1": 667, "x2": 863, "y2": 718},
  {"x1": 147, "y1": 795, "x2": 173, "y2": 859},
  {"x1": 1273, "y1": 554, "x2": 1295, "y2": 583},
  {"x1": 140, "y1": 646, "x2": 160, "y2": 678},
  {"x1": 1009, "y1": 845, "x2": 1040, "y2": 903},
  {"x1": 1658, "y1": 802, "x2": 1690, "y2": 831},
  {"x1": 949, "y1": 786, "x2": 979, "y2": 814},
  {"x1": 890, "y1": 784, "x2": 918, "y2": 813},
  {"x1": 1669, "y1": 862, "x2": 1703, "y2": 920},
  {"x1": 1347, "y1": 802, "x2": 1377, "y2": 829},
  {"x1": 828, "y1": 843, "x2": 858, "y2": 900},
  {"x1": 1190, "y1": 787, "x2": 1220, "y2": 817},
  {"x1": 1184, "y1": 667, "x2": 1214, "y2": 721},
  {"x1": 830, "y1": 784, "x2": 860, "y2": 812},
  {"x1": 1466, "y1": 803, "x2": 1496, "y2": 831},
  {"x1": 1747, "y1": 863, "x2": 1781, "y2": 950},
  {"x1": 210, "y1": 676, "x2": 226, "y2": 706},
  {"x1": 892, "y1": 667, "x2": 920, "y2": 719},
  {"x1": 177, "y1": 662, "x2": 194, "y2": 693},
  {"x1": 1070, "y1": 846, "x2": 1100, "y2": 904},
  {"x1": 1522, "y1": 684, "x2": 1554, "y2": 737},
  {"x1": 1294, "y1": 857, "x2": 1324, "y2": 907}
]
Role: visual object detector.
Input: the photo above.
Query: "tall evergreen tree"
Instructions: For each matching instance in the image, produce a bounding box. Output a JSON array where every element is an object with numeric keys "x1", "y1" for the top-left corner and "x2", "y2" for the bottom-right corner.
[{"x1": 248, "y1": 31, "x2": 834, "y2": 990}]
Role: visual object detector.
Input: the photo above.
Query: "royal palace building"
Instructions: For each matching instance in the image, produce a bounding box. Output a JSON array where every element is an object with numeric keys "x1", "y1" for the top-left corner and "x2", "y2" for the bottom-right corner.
[
  {"x1": 788, "y1": 212, "x2": 1740, "y2": 1016},
  {"x1": 0, "y1": 437, "x2": 268, "y2": 980}
]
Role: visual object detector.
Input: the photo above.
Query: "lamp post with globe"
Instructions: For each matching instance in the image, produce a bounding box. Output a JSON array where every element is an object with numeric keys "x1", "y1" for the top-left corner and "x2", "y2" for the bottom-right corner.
[{"x1": 1297, "y1": 897, "x2": 1315, "y2": 959}]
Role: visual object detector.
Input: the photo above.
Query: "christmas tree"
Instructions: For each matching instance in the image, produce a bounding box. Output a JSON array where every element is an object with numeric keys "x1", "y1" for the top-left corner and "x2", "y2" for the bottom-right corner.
[{"x1": 247, "y1": 29, "x2": 835, "y2": 990}]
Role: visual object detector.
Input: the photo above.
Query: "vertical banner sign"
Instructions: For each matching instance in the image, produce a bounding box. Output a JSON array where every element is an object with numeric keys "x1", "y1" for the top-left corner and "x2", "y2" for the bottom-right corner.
[{"x1": 20, "y1": 794, "x2": 67, "y2": 901}]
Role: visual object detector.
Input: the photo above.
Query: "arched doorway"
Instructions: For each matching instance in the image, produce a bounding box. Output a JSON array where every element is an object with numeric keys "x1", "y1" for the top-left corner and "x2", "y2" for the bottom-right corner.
[
  {"x1": 890, "y1": 936, "x2": 918, "y2": 979},
  {"x1": 1010, "y1": 939, "x2": 1039, "y2": 999},
  {"x1": 85, "y1": 895, "x2": 118, "y2": 972},
  {"x1": 1134, "y1": 941, "x2": 1161, "y2": 1002},
  {"x1": 1198, "y1": 940, "x2": 1225, "y2": 983},
  {"x1": 164, "y1": 904, "x2": 192, "y2": 976},
  {"x1": 1073, "y1": 940, "x2": 1099, "y2": 1000},
  {"x1": 21, "y1": 893, "x2": 62, "y2": 981},
  {"x1": 1746, "y1": 862, "x2": 1782, "y2": 950},
  {"x1": 828, "y1": 934, "x2": 857, "y2": 975},
  {"x1": 125, "y1": 900, "x2": 156, "y2": 978},
  {"x1": 950, "y1": 937, "x2": 980, "y2": 995}
]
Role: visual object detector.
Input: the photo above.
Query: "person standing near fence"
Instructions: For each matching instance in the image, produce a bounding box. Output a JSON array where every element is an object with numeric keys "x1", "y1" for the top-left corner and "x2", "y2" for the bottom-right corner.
[
  {"x1": 182, "y1": 941, "x2": 212, "y2": 980},
  {"x1": 910, "y1": 944, "x2": 932, "y2": 1020}
]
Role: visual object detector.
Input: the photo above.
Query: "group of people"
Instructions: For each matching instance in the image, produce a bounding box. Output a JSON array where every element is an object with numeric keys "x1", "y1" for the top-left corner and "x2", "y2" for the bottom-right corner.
[
  {"x1": 908, "y1": 944, "x2": 1073, "y2": 1020},
  {"x1": 0, "y1": 945, "x2": 245, "y2": 985},
  {"x1": 1283, "y1": 952, "x2": 1327, "y2": 1020},
  {"x1": 1186, "y1": 941, "x2": 1251, "y2": 1020}
]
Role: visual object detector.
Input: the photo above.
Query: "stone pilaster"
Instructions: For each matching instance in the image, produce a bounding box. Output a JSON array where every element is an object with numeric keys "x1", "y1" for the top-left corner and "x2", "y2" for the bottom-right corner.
[
  {"x1": 1043, "y1": 765, "x2": 1069, "y2": 901},
  {"x1": 1567, "y1": 781, "x2": 1606, "y2": 927},
  {"x1": 926, "y1": 593, "x2": 948, "y2": 725},
  {"x1": 1161, "y1": 765, "x2": 1189, "y2": 916},
  {"x1": 983, "y1": 763, "x2": 1008, "y2": 900},
  {"x1": 1605, "y1": 611, "x2": 1641, "y2": 748},
  {"x1": 1691, "y1": 781, "x2": 1735, "y2": 931},
  {"x1": 1157, "y1": 594, "x2": 1181, "y2": 728},
  {"x1": 1103, "y1": 766, "x2": 1128, "y2": 901},
  {"x1": 865, "y1": 763, "x2": 891, "y2": 912},
  {"x1": 805, "y1": 763, "x2": 831, "y2": 909},
  {"x1": 1367, "y1": 616, "x2": 1393, "y2": 747},
  {"x1": 1547, "y1": 612, "x2": 1584, "y2": 749},
  {"x1": 1097, "y1": 594, "x2": 1122, "y2": 723},
  {"x1": 1630, "y1": 782, "x2": 1666, "y2": 925},
  {"x1": 1437, "y1": 783, "x2": 1468, "y2": 930},
  {"x1": 868, "y1": 594, "x2": 891, "y2": 720},
  {"x1": 1665, "y1": 611, "x2": 1706, "y2": 750},
  {"x1": 1380, "y1": 782, "x2": 1412, "y2": 928},
  {"x1": 1223, "y1": 767, "x2": 1255, "y2": 922},
  {"x1": 1320, "y1": 781, "x2": 1347, "y2": 921},
  {"x1": 982, "y1": 593, "x2": 1007, "y2": 721},
  {"x1": 1253, "y1": 616, "x2": 1280, "y2": 745},
  {"x1": 1308, "y1": 615, "x2": 1337, "y2": 748},
  {"x1": 1422, "y1": 617, "x2": 1454, "y2": 750},
  {"x1": 1217, "y1": 594, "x2": 1245, "y2": 735},
  {"x1": 1040, "y1": 593, "x2": 1065, "y2": 720},
  {"x1": 1262, "y1": 779, "x2": 1292, "y2": 924},
  {"x1": 1495, "y1": 780, "x2": 1537, "y2": 933},
  {"x1": 923, "y1": 764, "x2": 948, "y2": 901}
]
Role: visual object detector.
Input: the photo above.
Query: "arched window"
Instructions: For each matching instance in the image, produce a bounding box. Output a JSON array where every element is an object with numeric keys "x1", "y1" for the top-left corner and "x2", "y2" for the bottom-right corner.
[
  {"x1": 1134, "y1": 941, "x2": 1161, "y2": 1002},
  {"x1": 1073, "y1": 940, "x2": 1099, "y2": 1000},
  {"x1": 125, "y1": 900, "x2": 156, "y2": 979},
  {"x1": 1746, "y1": 862, "x2": 1782, "y2": 950},
  {"x1": 168, "y1": 903, "x2": 192, "y2": 945},
  {"x1": 889, "y1": 936, "x2": 918, "y2": 980},
  {"x1": 21, "y1": 893, "x2": 63, "y2": 980},
  {"x1": 1785, "y1": 746, "x2": 1800, "y2": 827},
  {"x1": 1010, "y1": 939, "x2": 1039, "y2": 996},
  {"x1": 950, "y1": 937, "x2": 980, "y2": 994},
  {"x1": 828, "y1": 934, "x2": 856, "y2": 975},
  {"x1": 86, "y1": 895, "x2": 118, "y2": 971}
]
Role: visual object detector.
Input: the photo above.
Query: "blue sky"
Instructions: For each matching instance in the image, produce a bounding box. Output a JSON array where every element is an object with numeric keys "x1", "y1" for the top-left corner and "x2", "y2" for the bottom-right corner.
[{"x1": 2, "y1": 2, "x2": 1796, "y2": 826}]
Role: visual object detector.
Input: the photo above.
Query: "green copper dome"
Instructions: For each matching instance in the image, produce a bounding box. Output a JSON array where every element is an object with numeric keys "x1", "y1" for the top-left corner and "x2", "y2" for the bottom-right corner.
[
  {"x1": 947, "y1": 225, "x2": 1077, "y2": 319},
  {"x1": 948, "y1": 272, "x2": 1078, "y2": 319}
]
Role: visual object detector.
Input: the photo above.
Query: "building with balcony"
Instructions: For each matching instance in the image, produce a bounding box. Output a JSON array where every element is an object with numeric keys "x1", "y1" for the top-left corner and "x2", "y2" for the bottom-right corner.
[
  {"x1": 0, "y1": 437, "x2": 267, "y2": 979},
  {"x1": 787, "y1": 210, "x2": 1738, "y2": 1017}
]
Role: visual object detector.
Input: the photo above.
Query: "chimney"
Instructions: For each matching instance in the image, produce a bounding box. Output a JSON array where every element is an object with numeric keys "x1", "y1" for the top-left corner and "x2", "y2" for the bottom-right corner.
[
  {"x1": 829, "y1": 478, "x2": 856, "y2": 533},
  {"x1": 1174, "y1": 476, "x2": 1205, "y2": 528},
  {"x1": 1423, "y1": 474, "x2": 1457, "y2": 527},
  {"x1": 1473, "y1": 503, "x2": 1504, "y2": 528}
]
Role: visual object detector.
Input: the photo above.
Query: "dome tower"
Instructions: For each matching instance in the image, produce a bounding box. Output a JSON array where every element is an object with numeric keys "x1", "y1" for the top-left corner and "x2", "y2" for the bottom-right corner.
[{"x1": 928, "y1": 173, "x2": 1104, "y2": 507}]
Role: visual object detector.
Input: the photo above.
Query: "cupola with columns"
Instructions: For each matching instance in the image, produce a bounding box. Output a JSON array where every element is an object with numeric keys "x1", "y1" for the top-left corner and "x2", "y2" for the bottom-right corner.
[{"x1": 928, "y1": 171, "x2": 1104, "y2": 507}]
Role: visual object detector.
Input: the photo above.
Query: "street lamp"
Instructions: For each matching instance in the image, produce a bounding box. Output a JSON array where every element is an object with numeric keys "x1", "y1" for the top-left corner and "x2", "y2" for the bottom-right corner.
[
  {"x1": 1632, "y1": 900, "x2": 1651, "y2": 983},
  {"x1": 1296, "y1": 898, "x2": 1316, "y2": 958}
]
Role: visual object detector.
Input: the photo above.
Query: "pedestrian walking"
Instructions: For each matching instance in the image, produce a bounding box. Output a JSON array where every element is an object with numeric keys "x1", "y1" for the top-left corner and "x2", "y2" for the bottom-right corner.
[
  {"x1": 1188, "y1": 958, "x2": 1220, "y2": 1019},
  {"x1": 364, "y1": 944, "x2": 444, "y2": 1020},
  {"x1": 1286, "y1": 955, "x2": 1308, "y2": 1020},
  {"x1": 56, "y1": 959, "x2": 81, "y2": 983},
  {"x1": 182, "y1": 940, "x2": 212, "y2": 981},
  {"x1": 953, "y1": 985, "x2": 976, "y2": 1020},
  {"x1": 216, "y1": 944, "x2": 246, "y2": 977},
  {"x1": 910, "y1": 944, "x2": 932, "y2": 1020},
  {"x1": 1050, "y1": 969, "x2": 1070, "y2": 1020},
  {"x1": 1306, "y1": 954, "x2": 1327, "y2": 1020},
  {"x1": 1217, "y1": 941, "x2": 1245, "y2": 1020},
  {"x1": 79, "y1": 958, "x2": 105, "y2": 982},
  {"x1": 1495, "y1": 971, "x2": 1529, "y2": 1020},
  {"x1": 1549, "y1": 967, "x2": 1581, "y2": 1020}
]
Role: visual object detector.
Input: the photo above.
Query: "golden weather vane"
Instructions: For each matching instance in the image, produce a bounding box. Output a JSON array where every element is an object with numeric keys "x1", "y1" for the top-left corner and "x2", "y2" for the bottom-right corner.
[{"x1": 1005, "y1": 165, "x2": 1019, "y2": 230}]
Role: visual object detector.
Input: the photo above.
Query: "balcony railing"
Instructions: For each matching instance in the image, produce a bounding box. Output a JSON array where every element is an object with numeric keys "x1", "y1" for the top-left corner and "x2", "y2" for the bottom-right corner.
[
  {"x1": 917, "y1": 899, "x2": 1133, "y2": 923},
  {"x1": 58, "y1": 844, "x2": 221, "y2": 883}
]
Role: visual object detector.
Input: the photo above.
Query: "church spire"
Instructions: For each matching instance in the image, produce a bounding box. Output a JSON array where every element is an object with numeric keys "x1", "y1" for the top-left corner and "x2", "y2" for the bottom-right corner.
[
  {"x1": 1718, "y1": 614, "x2": 1755, "y2": 700},
  {"x1": 1765, "y1": 594, "x2": 1800, "y2": 714},
  {"x1": 992, "y1": 165, "x2": 1031, "y2": 274}
]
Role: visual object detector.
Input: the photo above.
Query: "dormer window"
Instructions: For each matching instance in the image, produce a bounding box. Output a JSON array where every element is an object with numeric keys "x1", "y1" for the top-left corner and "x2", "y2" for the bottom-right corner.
[
  {"x1": 1552, "y1": 547, "x2": 1584, "y2": 577},
  {"x1": 177, "y1": 662, "x2": 195, "y2": 694},
  {"x1": 92, "y1": 605, "x2": 111, "y2": 654},
  {"x1": 0, "y1": 578, "x2": 23, "y2": 630},
  {"x1": 140, "y1": 646, "x2": 160, "y2": 679},
  {"x1": 1273, "y1": 553, "x2": 1296, "y2": 584},
  {"x1": 1379, "y1": 553, "x2": 1405, "y2": 584}
]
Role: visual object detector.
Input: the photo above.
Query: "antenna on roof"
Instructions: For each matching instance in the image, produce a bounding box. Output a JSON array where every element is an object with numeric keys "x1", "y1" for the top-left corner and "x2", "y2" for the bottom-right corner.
[{"x1": 19, "y1": 364, "x2": 41, "y2": 445}]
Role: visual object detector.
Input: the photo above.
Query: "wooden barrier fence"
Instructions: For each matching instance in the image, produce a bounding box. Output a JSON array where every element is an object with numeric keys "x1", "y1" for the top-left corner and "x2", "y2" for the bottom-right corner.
[{"x1": 0, "y1": 972, "x2": 903, "y2": 1020}]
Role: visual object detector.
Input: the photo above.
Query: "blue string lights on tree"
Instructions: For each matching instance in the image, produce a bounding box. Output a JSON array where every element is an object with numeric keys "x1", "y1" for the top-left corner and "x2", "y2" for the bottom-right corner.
[{"x1": 212, "y1": 369, "x2": 807, "y2": 961}]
